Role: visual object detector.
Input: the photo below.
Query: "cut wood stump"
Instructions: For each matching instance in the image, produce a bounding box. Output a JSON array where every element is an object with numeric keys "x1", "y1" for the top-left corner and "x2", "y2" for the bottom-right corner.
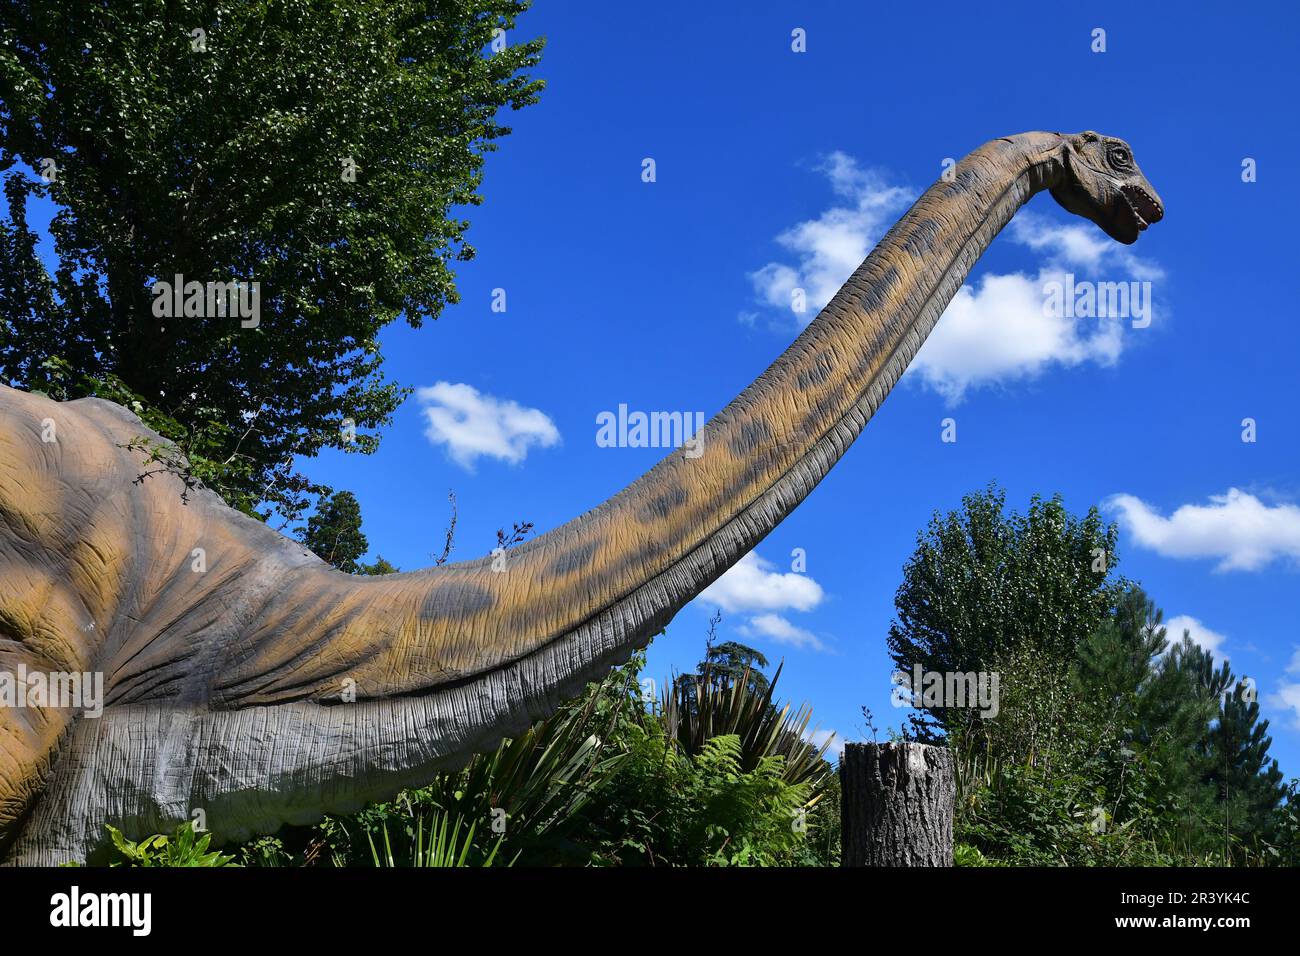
[{"x1": 840, "y1": 741, "x2": 955, "y2": 867}]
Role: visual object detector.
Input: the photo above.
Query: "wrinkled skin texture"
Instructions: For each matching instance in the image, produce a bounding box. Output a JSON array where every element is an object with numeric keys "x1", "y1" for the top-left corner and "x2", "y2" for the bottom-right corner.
[{"x1": 0, "y1": 131, "x2": 1162, "y2": 864}]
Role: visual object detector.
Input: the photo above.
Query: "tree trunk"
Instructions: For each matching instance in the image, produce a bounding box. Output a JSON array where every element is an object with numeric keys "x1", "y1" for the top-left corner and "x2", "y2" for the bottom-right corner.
[{"x1": 840, "y1": 742, "x2": 954, "y2": 866}]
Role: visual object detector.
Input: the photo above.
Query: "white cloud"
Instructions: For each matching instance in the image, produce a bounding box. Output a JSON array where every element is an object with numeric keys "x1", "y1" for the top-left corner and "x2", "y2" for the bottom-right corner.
[
  {"x1": 416, "y1": 382, "x2": 560, "y2": 471},
  {"x1": 749, "y1": 152, "x2": 912, "y2": 316},
  {"x1": 1008, "y1": 212, "x2": 1165, "y2": 281},
  {"x1": 747, "y1": 160, "x2": 1166, "y2": 404},
  {"x1": 1107, "y1": 488, "x2": 1300, "y2": 572},
  {"x1": 1009, "y1": 212, "x2": 1113, "y2": 268},
  {"x1": 698, "y1": 551, "x2": 830, "y2": 653},
  {"x1": 699, "y1": 551, "x2": 824, "y2": 613},
  {"x1": 1163, "y1": 614, "x2": 1228, "y2": 658},
  {"x1": 1267, "y1": 683, "x2": 1300, "y2": 731},
  {"x1": 1264, "y1": 649, "x2": 1300, "y2": 732},
  {"x1": 909, "y1": 268, "x2": 1125, "y2": 403},
  {"x1": 740, "y1": 613, "x2": 827, "y2": 652}
]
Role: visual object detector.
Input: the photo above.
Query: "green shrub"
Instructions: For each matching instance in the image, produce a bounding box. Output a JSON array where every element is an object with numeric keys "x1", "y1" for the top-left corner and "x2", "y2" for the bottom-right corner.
[
  {"x1": 659, "y1": 660, "x2": 832, "y2": 788},
  {"x1": 222, "y1": 647, "x2": 841, "y2": 867},
  {"x1": 99, "y1": 822, "x2": 237, "y2": 868},
  {"x1": 575, "y1": 721, "x2": 820, "y2": 867}
]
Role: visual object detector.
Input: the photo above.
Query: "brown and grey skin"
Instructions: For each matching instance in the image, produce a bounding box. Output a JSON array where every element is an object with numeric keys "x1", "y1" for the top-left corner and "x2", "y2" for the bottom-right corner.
[{"x1": 0, "y1": 130, "x2": 1162, "y2": 864}]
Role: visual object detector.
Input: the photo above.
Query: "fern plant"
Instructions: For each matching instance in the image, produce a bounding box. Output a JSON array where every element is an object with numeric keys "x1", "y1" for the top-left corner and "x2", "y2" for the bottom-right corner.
[{"x1": 686, "y1": 735, "x2": 814, "y2": 866}]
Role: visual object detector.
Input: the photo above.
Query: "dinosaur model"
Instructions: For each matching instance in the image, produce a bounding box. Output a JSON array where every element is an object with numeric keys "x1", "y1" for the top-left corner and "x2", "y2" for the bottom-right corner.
[{"x1": 0, "y1": 130, "x2": 1163, "y2": 864}]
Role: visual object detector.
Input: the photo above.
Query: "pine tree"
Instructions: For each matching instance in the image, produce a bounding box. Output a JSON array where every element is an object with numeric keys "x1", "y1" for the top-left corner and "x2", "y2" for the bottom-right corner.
[
  {"x1": 300, "y1": 491, "x2": 368, "y2": 574},
  {"x1": 1074, "y1": 591, "x2": 1221, "y2": 841},
  {"x1": 1200, "y1": 675, "x2": 1287, "y2": 846}
]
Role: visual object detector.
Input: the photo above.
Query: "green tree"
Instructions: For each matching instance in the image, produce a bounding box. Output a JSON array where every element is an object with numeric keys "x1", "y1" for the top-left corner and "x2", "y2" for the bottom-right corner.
[
  {"x1": 900, "y1": 492, "x2": 1289, "y2": 865},
  {"x1": 1269, "y1": 779, "x2": 1300, "y2": 867},
  {"x1": 678, "y1": 639, "x2": 772, "y2": 701},
  {"x1": 887, "y1": 484, "x2": 1120, "y2": 738},
  {"x1": 1199, "y1": 673, "x2": 1287, "y2": 848},
  {"x1": 358, "y1": 555, "x2": 400, "y2": 576},
  {"x1": 703, "y1": 641, "x2": 771, "y2": 691},
  {"x1": 950, "y1": 583, "x2": 1209, "y2": 865},
  {"x1": 673, "y1": 612, "x2": 773, "y2": 710},
  {"x1": 1075, "y1": 590, "x2": 1218, "y2": 806},
  {"x1": 0, "y1": 0, "x2": 544, "y2": 520},
  {"x1": 1084, "y1": 617, "x2": 1285, "y2": 859},
  {"x1": 299, "y1": 490, "x2": 368, "y2": 573}
]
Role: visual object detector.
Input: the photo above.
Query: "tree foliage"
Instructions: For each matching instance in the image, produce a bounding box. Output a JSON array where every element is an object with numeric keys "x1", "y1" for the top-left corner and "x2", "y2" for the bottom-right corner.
[
  {"x1": 888, "y1": 484, "x2": 1120, "y2": 739},
  {"x1": 0, "y1": 0, "x2": 544, "y2": 520},
  {"x1": 895, "y1": 487, "x2": 1291, "y2": 865},
  {"x1": 699, "y1": 640, "x2": 772, "y2": 695},
  {"x1": 299, "y1": 489, "x2": 368, "y2": 572}
]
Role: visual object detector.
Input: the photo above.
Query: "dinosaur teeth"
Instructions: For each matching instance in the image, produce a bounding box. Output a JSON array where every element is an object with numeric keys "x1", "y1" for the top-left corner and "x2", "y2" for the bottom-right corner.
[
  {"x1": 1120, "y1": 189, "x2": 1149, "y2": 231},
  {"x1": 1120, "y1": 183, "x2": 1163, "y2": 230}
]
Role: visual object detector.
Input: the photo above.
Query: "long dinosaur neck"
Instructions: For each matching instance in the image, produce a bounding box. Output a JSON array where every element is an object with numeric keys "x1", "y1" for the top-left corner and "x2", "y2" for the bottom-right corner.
[
  {"x1": 206, "y1": 132, "x2": 1067, "y2": 707},
  {"x1": 5, "y1": 132, "x2": 1069, "y2": 865}
]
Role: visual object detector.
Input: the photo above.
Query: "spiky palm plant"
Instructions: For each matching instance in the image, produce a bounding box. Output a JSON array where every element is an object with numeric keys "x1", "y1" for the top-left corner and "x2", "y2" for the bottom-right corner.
[
  {"x1": 399, "y1": 663, "x2": 635, "y2": 858},
  {"x1": 658, "y1": 662, "x2": 832, "y2": 787},
  {"x1": 367, "y1": 811, "x2": 510, "y2": 867},
  {"x1": 291, "y1": 665, "x2": 636, "y2": 866}
]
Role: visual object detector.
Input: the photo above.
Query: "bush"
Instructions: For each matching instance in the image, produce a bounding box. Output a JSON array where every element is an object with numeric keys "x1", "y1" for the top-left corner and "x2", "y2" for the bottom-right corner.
[
  {"x1": 103, "y1": 645, "x2": 843, "y2": 868},
  {"x1": 98, "y1": 822, "x2": 237, "y2": 868}
]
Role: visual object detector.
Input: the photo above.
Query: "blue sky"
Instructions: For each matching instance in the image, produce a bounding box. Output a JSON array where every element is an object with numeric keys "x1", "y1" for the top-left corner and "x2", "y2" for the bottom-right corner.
[{"x1": 33, "y1": 2, "x2": 1300, "y2": 774}]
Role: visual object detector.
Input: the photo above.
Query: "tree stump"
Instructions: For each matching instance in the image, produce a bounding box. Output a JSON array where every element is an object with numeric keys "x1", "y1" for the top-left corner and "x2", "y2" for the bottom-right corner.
[{"x1": 840, "y1": 742, "x2": 954, "y2": 866}]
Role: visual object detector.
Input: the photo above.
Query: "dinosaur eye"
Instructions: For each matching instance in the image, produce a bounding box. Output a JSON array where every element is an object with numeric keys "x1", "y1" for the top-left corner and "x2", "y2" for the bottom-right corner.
[{"x1": 1108, "y1": 145, "x2": 1132, "y2": 168}]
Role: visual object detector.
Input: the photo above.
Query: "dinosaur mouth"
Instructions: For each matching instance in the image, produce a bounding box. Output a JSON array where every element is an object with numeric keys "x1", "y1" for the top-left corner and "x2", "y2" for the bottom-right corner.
[{"x1": 1120, "y1": 183, "x2": 1163, "y2": 232}]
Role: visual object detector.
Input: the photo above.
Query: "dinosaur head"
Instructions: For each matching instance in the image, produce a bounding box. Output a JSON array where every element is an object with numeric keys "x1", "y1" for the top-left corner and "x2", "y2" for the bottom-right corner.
[{"x1": 1049, "y1": 131, "x2": 1164, "y2": 244}]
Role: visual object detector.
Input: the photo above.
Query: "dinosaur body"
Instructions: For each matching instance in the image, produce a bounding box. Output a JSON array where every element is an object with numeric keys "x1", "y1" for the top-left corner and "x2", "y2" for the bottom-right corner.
[{"x1": 0, "y1": 131, "x2": 1162, "y2": 864}]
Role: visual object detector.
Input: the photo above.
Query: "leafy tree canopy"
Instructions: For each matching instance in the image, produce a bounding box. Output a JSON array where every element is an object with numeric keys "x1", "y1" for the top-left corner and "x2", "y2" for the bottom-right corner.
[
  {"x1": 887, "y1": 483, "x2": 1120, "y2": 735},
  {"x1": 699, "y1": 640, "x2": 771, "y2": 695},
  {"x1": 893, "y1": 487, "x2": 1290, "y2": 863},
  {"x1": 0, "y1": 0, "x2": 544, "y2": 521}
]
